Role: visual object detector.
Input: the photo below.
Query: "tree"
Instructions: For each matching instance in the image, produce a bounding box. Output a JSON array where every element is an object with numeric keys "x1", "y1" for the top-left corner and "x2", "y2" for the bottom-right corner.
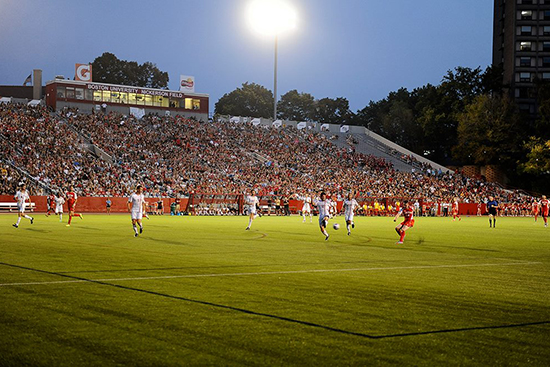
[
  {"x1": 277, "y1": 90, "x2": 316, "y2": 121},
  {"x1": 214, "y1": 82, "x2": 274, "y2": 118},
  {"x1": 519, "y1": 137, "x2": 550, "y2": 175},
  {"x1": 453, "y1": 94, "x2": 526, "y2": 167},
  {"x1": 314, "y1": 97, "x2": 354, "y2": 124},
  {"x1": 91, "y1": 52, "x2": 169, "y2": 89}
]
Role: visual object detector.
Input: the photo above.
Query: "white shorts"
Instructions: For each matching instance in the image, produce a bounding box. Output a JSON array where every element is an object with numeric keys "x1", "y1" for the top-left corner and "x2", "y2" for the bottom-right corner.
[
  {"x1": 302, "y1": 204, "x2": 311, "y2": 213},
  {"x1": 249, "y1": 206, "x2": 257, "y2": 215},
  {"x1": 131, "y1": 211, "x2": 143, "y2": 220},
  {"x1": 17, "y1": 204, "x2": 25, "y2": 213},
  {"x1": 345, "y1": 213, "x2": 354, "y2": 222},
  {"x1": 56, "y1": 205, "x2": 63, "y2": 213}
]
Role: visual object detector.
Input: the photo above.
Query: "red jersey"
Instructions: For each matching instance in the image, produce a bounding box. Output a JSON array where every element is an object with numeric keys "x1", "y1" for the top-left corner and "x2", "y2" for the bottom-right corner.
[
  {"x1": 532, "y1": 202, "x2": 539, "y2": 213},
  {"x1": 541, "y1": 200, "x2": 549, "y2": 215},
  {"x1": 401, "y1": 206, "x2": 414, "y2": 223},
  {"x1": 452, "y1": 201, "x2": 459, "y2": 212},
  {"x1": 47, "y1": 194, "x2": 55, "y2": 206},
  {"x1": 66, "y1": 192, "x2": 77, "y2": 204}
]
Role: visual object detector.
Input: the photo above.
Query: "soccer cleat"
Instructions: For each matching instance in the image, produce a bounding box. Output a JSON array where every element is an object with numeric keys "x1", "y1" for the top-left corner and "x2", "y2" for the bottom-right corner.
[
  {"x1": 139, "y1": 227, "x2": 143, "y2": 234},
  {"x1": 325, "y1": 235, "x2": 329, "y2": 241},
  {"x1": 66, "y1": 224, "x2": 70, "y2": 227},
  {"x1": 347, "y1": 231, "x2": 351, "y2": 236},
  {"x1": 396, "y1": 241, "x2": 403, "y2": 244},
  {"x1": 12, "y1": 224, "x2": 18, "y2": 228},
  {"x1": 134, "y1": 233, "x2": 138, "y2": 237},
  {"x1": 352, "y1": 223, "x2": 355, "y2": 229},
  {"x1": 80, "y1": 214, "x2": 83, "y2": 220},
  {"x1": 30, "y1": 217, "x2": 34, "y2": 224},
  {"x1": 245, "y1": 227, "x2": 250, "y2": 230}
]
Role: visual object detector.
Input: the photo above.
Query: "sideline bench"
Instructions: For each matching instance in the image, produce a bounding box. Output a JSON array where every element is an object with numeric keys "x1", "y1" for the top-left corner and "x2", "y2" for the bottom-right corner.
[{"x1": 0, "y1": 202, "x2": 36, "y2": 212}]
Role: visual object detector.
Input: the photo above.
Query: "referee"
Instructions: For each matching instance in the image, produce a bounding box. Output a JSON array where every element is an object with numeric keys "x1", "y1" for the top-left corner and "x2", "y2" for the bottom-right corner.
[{"x1": 487, "y1": 195, "x2": 499, "y2": 228}]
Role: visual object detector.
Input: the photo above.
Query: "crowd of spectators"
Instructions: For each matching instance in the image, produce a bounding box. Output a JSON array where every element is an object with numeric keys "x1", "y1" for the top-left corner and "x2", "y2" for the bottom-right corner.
[{"x1": 0, "y1": 103, "x2": 539, "y2": 209}]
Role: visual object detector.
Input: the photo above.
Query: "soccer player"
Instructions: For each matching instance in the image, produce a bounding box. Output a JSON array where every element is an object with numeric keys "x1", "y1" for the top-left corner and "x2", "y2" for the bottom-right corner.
[
  {"x1": 301, "y1": 194, "x2": 313, "y2": 223},
  {"x1": 128, "y1": 185, "x2": 146, "y2": 237},
  {"x1": 12, "y1": 184, "x2": 34, "y2": 228},
  {"x1": 487, "y1": 196, "x2": 499, "y2": 228},
  {"x1": 540, "y1": 195, "x2": 549, "y2": 227},
  {"x1": 55, "y1": 193, "x2": 65, "y2": 222},
  {"x1": 66, "y1": 186, "x2": 83, "y2": 227},
  {"x1": 343, "y1": 193, "x2": 359, "y2": 236},
  {"x1": 106, "y1": 198, "x2": 112, "y2": 215},
  {"x1": 45, "y1": 192, "x2": 55, "y2": 216},
  {"x1": 245, "y1": 190, "x2": 259, "y2": 230},
  {"x1": 532, "y1": 200, "x2": 540, "y2": 223},
  {"x1": 315, "y1": 192, "x2": 331, "y2": 241},
  {"x1": 452, "y1": 197, "x2": 461, "y2": 221},
  {"x1": 393, "y1": 200, "x2": 414, "y2": 244}
]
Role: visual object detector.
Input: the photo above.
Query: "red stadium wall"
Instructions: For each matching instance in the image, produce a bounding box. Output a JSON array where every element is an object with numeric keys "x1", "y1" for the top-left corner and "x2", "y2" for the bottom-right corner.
[
  {"x1": 0, "y1": 195, "x2": 485, "y2": 216},
  {"x1": 0, "y1": 195, "x2": 183, "y2": 214}
]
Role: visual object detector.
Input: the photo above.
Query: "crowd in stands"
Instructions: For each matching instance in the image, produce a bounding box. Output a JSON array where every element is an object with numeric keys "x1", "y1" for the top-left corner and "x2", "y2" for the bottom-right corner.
[{"x1": 0, "y1": 103, "x2": 539, "y2": 210}]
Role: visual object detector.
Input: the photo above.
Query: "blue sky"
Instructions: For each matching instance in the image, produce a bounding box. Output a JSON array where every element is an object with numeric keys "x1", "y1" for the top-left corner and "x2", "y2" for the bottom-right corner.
[{"x1": 0, "y1": 0, "x2": 493, "y2": 112}]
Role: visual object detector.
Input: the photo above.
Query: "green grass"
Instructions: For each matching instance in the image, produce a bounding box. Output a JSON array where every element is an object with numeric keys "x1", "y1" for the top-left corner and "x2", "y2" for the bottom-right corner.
[{"x1": 1, "y1": 214, "x2": 549, "y2": 366}]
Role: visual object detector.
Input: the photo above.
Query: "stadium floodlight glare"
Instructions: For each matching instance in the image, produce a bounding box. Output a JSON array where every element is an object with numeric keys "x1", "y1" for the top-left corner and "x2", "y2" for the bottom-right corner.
[{"x1": 247, "y1": 0, "x2": 297, "y2": 119}]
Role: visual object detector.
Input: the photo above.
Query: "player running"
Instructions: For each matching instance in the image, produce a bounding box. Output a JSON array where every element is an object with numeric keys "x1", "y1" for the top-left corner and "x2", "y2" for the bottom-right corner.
[
  {"x1": 540, "y1": 195, "x2": 549, "y2": 227},
  {"x1": 66, "y1": 186, "x2": 83, "y2": 227},
  {"x1": 45, "y1": 192, "x2": 56, "y2": 217},
  {"x1": 301, "y1": 194, "x2": 313, "y2": 223},
  {"x1": 12, "y1": 184, "x2": 34, "y2": 228},
  {"x1": 128, "y1": 185, "x2": 146, "y2": 237},
  {"x1": 487, "y1": 196, "x2": 499, "y2": 228},
  {"x1": 54, "y1": 193, "x2": 65, "y2": 222},
  {"x1": 532, "y1": 200, "x2": 540, "y2": 223},
  {"x1": 452, "y1": 197, "x2": 461, "y2": 221},
  {"x1": 343, "y1": 193, "x2": 359, "y2": 236},
  {"x1": 315, "y1": 192, "x2": 331, "y2": 241},
  {"x1": 245, "y1": 190, "x2": 259, "y2": 230},
  {"x1": 393, "y1": 200, "x2": 414, "y2": 244}
]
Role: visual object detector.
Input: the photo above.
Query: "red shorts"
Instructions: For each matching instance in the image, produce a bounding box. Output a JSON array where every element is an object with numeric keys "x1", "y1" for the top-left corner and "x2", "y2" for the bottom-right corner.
[
  {"x1": 400, "y1": 219, "x2": 414, "y2": 228},
  {"x1": 543, "y1": 210, "x2": 549, "y2": 217},
  {"x1": 68, "y1": 202, "x2": 75, "y2": 211}
]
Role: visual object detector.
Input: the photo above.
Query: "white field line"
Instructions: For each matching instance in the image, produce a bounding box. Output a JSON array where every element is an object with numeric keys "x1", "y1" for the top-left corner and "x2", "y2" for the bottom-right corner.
[{"x1": 0, "y1": 261, "x2": 542, "y2": 288}]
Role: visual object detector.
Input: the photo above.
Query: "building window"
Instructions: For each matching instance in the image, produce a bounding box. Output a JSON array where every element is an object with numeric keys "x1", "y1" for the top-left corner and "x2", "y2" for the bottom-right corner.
[
  {"x1": 521, "y1": 26, "x2": 532, "y2": 36},
  {"x1": 544, "y1": 42, "x2": 550, "y2": 51},
  {"x1": 85, "y1": 89, "x2": 93, "y2": 100},
  {"x1": 520, "y1": 41, "x2": 532, "y2": 51},
  {"x1": 520, "y1": 0, "x2": 533, "y2": 5},
  {"x1": 543, "y1": 72, "x2": 550, "y2": 80},
  {"x1": 519, "y1": 104, "x2": 531, "y2": 113},
  {"x1": 521, "y1": 10, "x2": 533, "y2": 20},
  {"x1": 75, "y1": 88, "x2": 84, "y2": 100},
  {"x1": 543, "y1": 57, "x2": 550, "y2": 67},
  {"x1": 520, "y1": 57, "x2": 531, "y2": 66},
  {"x1": 545, "y1": 10, "x2": 550, "y2": 21},
  {"x1": 56, "y1": 86, "x2": 65, "y2": 98},
  {"x1": 66, "y1": 87, "x2": 75, "y2": 99},
  {"x1": 517, "y1": 88, "x2": 531, "y2": 98},
  {"x1": 520, "y1": 72, "x2": 531, "y2": 82}
]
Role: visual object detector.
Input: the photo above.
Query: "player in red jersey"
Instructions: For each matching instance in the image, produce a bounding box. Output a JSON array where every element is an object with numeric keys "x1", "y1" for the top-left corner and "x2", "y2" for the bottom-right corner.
[
  {"x1": 66, "y1": 186, "x2": 83, "y2": 227},
  {"x1": 532, "y1": 200, "x2": 540, "y2": 223},
  {"x1": 45, "y1": 193, "x2": 56, "y2": 216},
  {"x1": 393, "y1": 200, "x2": 414, "y2": 244},
  {"x1": 540, "y1": 195, "x2": 549, "y2": 227},
  {"x1": 452, "y1": 197, "x2": 461, "y2": 221}
]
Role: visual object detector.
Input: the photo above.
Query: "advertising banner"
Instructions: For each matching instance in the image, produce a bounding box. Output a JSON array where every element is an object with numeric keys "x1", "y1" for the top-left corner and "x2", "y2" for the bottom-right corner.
[
  {"x1": 340, "y1": 125, "x2": 350, "y2": 133},
  {"x1": 179, "y1": 75, "x2": 195, "y2": 93},
  {"x1": 75, "y1": 64, "x2": 92, "y2": 82}
]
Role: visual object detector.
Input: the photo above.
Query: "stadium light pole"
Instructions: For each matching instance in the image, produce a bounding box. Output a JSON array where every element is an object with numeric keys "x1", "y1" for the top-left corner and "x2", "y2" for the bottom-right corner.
[{"x1": 247, "y1": 0, "x2": 297, "y2": 120}]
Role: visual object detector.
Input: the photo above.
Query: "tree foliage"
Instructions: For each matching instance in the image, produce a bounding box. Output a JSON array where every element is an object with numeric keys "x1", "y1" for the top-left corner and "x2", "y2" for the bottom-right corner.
[
  {"x1": 314, "y1": 97, "x2": 354, "y2": 125},
  {"x1": 277, "y1": 90, "x2": 316, "y2": 121},
  {"x1": 214, "y1": 82, "x2": 274, "y2": 118},
  {"x1": 91, "y1": 52, "x2": 169, "y2": 89},
  {"x1": 519, "y1": 137, "x2": 550, "y2": 175}
]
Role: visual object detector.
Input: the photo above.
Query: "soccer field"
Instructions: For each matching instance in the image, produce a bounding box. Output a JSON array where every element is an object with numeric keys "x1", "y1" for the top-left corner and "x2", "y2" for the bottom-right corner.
[{"x1": 1, "y1": 214, "x2": 549, "y2": 366}]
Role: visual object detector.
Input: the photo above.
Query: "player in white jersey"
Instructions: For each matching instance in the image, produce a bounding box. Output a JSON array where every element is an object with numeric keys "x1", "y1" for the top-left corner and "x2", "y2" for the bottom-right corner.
[
  {"x1": 245, "y1": 190, "x2": 260, "y2": 230},
  {"x1": 314, "y1": 192, "x2": 331, "y2": 241},
  {"x1": 55, "y1": 193, "x2": 66, "y2": 222},
  {"x1": 128, "y1": 185, "x2": 146, "y2": 237},
  {"x1": 343, "y1": 193, "x2": 359, "y2": 236},
  {"x1": 13, "y1": 184, "x2": 34, "y2": 228},
  {"x1": 294, "y1": 193, "x2": 313, "y2": 223}
]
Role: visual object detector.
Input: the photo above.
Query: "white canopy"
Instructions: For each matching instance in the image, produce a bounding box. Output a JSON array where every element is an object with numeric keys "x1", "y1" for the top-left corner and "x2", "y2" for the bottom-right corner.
[
  {"x1": 0, "y1": 97, "x2": 12, "y2": 104},
  {"x1": 27, "y1": 99, "x2": 41, "y2": 106},
  {"x1": 340, "y1": 125, "x2": 350, "y2": 133},
  {"x1": 272, "y1": 120, "x2": 283, "y2": 128},
  {"x1": 296, "y1": 121, "x2": 307, "y2": 130}
]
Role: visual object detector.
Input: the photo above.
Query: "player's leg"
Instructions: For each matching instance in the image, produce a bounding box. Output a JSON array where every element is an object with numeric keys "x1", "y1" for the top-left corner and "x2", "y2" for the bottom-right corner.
[
  {"x1": 137, "y1": 219, "x2": 143, "y2": 233},
  {"x1": 131, "y1": 218, "x2": 139, "y2": 236},
  {"x1": 320, "y1": 216, "x2": 329, "y2": 240},
  {"x1": 246, "y1": 213, "x2": 253, "y2": 230},
  {"x1": 397, "y1": 225, "x2": 409, "y2": 244}
]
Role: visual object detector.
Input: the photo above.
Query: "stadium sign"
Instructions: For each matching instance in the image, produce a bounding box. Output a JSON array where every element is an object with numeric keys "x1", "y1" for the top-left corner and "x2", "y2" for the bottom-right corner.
[
  {"x1": 179, "y1": 75, "x2": 195, "y2": 93},
  {"x1": 75, "y1": 64, "x2": 92, "y2": 82},
  {"x1": 85, "y1": 83, "x2": 185, "y2": 98}
]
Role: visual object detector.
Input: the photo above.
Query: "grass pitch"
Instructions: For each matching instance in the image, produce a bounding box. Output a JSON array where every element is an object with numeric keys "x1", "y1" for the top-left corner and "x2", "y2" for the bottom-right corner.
[{"x1": 1, "y1": 214, "x2": 549, "y2": 366}]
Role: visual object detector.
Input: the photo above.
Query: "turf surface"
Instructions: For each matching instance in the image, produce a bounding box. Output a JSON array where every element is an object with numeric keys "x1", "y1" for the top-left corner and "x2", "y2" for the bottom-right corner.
[{"x1": 1, "y1": 213, "x2": 549, "y2": 366}]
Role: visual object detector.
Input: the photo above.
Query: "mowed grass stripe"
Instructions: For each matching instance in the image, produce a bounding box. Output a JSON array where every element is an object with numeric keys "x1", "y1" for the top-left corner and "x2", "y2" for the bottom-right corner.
[{"x1": 0, "y1": 261, "x2": 541, "y2": 287}]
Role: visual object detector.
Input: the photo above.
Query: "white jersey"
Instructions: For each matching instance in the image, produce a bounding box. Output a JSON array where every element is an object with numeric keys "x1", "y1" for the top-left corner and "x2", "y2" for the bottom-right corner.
[
  {"x1": 245, "y1": 195, "x2": 259, "y2": 214},
  {"x1": 128, "y1": 193, "x2": 145, "y2": 219},
  {"x1": 15, "y1": 190, "x2": 30, "y2": 212},
  {"x1": 55, "y1": 196, "x2": 65, "y2": 213},
  {"x1": 301, "y1": 196, "x2": 312, "y2": 212},
  {"x1": 316, "y1": 200, "x2": 330, "y2": 219},
  {"x1": 343, "y1": 199, "x2": 358, "y2": 219}
]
